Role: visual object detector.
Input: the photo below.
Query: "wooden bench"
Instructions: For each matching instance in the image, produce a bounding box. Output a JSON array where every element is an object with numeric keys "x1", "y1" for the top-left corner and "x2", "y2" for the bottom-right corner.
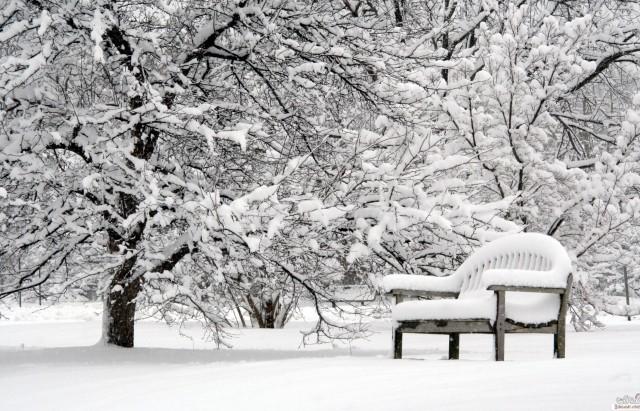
[{"x1": 384, "y1": 233, "x2": 573, "y2": 361}]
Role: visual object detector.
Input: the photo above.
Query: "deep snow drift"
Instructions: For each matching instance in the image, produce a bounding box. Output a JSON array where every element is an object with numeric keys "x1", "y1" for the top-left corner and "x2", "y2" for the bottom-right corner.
[{"x1": 0, "y1": 303, "x2": 638, "y2": 411}]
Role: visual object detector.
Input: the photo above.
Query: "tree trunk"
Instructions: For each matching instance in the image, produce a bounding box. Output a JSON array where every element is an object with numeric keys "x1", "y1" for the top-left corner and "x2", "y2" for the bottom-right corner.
[
  {"x1": 263, "y1": 299, "x2": 276, "y2": 329},
  {"x1": 103, "y1": 255, "x2": 140, "y2": 347},
  {"x1": 245, "y1": 294, "x2": 290, "y2": 329}
]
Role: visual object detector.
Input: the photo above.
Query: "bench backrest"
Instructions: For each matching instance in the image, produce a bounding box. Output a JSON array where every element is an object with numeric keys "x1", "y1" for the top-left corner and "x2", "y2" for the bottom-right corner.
[{"x1": 454, "y1": 233, "x2": 572, "y2": 297}]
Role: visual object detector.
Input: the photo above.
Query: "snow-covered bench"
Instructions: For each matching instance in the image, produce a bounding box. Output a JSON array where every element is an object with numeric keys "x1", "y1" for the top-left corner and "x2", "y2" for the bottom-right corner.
[{"x1": 383, "y1": 233, "x2": 573, "y2": 361}]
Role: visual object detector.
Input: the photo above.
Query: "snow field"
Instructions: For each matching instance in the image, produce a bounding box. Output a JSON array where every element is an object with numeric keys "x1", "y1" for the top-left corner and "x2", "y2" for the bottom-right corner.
[{"x1": 0, "y1": 303, "x2": 638, "y2": 411}]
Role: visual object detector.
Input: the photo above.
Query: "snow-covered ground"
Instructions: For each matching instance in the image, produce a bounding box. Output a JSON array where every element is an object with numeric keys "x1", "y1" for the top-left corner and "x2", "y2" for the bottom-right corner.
[{"x1": 0, "y1": 303, "x2": 639, "y2": 411}]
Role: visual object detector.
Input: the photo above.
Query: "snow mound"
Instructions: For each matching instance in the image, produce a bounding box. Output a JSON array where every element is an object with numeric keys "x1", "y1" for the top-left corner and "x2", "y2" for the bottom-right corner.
[
  {"x1": 1, "y1": 302, "x2": 103, "y2": 323},
  {"x1": 393, "y1": 292, "x2": 561, "y2": 325},
  {"x1": 382, "y1": 273, "x2": 461, "y2": 293},
  {"x1": 483, "y1": 269, "x2": 569, "y2": 288}
]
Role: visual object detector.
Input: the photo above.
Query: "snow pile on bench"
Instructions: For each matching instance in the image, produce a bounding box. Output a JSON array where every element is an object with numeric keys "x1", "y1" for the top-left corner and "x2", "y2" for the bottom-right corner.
[
  {"x1": 482, "y1": 269, "x2": 569, "y2": 288},
  {"x1": 382, "y1": 274, "x2": 461, "y2": 293},
  {"x1": 385, "y1": 233, "x2": 573, "y2": 325},
  {"x1": 392, "y1": 292, "x2": 561, "y2": 325}
]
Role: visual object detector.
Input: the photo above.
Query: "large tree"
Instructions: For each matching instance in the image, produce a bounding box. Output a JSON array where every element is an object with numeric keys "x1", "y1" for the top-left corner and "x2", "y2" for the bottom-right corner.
[
  {"x1": 0, "y1": 0, "x2": 385, "y2": 345},
  {"x1": 2, "y1": 0, "x2": 471, "y2": 345}
]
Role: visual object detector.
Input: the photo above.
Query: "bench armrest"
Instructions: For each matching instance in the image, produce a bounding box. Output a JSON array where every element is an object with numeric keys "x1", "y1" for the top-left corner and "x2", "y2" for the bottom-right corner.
[
  {"x1": 483, "y1": 269, "x2": 570, "y2": 290},
  {"x1": 385, "y1": 289, "x2": 459, "y2": 299},
  {"x1": 382, "y1": 274, "x2": 461, "y2": 295},
  {"x1": 486, "y1": 285, "x2": 566, "y2": 294}
]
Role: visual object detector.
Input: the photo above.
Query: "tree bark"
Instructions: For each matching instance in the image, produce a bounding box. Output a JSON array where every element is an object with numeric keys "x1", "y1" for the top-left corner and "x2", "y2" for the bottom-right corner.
[
  {"x1": 102, "y1": 243, "x2": 192, "y2": 346},
  {"x1": 245, "y1": 294, "x2": 289, "y2": 329},
  {"x1": 263, "y1": 299, "x2": 276, "y2": 328},
  {"x1": 103, "y1": 255, "x2": 140, "y2": 347}
]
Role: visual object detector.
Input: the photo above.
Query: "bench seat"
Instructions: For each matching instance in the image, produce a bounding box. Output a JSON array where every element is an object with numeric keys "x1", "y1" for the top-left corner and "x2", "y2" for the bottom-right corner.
[{"x1": 393, "y1": 292, "x2": 561, "y2": 325}]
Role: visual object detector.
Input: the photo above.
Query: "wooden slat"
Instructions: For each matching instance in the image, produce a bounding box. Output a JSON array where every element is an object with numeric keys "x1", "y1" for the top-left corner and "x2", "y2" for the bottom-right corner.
[
  {"x1": 504, "y1": 322, "x2": 557, "y2": 334},
  {"x1": 396, "y1": 320, "x2": 558, "y2": 335},
  {"x1": 487, "y1": 285, "x2": 566, "y2": 294},
  {"x1": 386, "y1": 289, "x2": 459, "y2": 299},
  {"x1": 397, "y1": 320, "x2": 492, "y2": 334}
]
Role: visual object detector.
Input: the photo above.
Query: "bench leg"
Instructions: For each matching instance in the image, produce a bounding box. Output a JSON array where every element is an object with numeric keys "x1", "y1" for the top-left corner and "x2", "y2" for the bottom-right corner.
[
  {"x1": 448, "y1": 333, "x2": 459, "y2": 360},
  {"x1": 494, "y1": 290, "x2": 505, "y2": 361},
  {"x1": 554, "y1": 327, "x2": 565, "y2": 358},
  {"x1": 494, "y1": 330, "x2": 505, "y2": 361},
  {"x1": 393, "y1": 328, "x2": 403, "y2": 359},
  {"x1": 555, "y1": 284, "x2": 570, "y2": 359}
]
